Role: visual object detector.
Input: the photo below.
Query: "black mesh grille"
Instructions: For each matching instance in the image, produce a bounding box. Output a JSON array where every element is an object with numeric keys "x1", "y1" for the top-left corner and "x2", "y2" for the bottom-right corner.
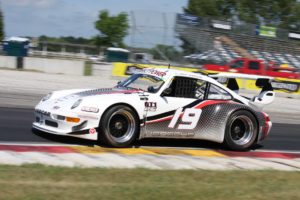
[{"x1": 45, "y1": 120, "x2": 58, "y2": 128}]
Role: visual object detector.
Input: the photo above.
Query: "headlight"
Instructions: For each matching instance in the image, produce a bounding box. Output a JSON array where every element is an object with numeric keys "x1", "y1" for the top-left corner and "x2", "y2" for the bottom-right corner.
[
  {"x1": 71, "y1": 99, "x2": 82, "y2": 109},
  {"x1": 41, "y1": 92, "x2": 53, "y2": 102}
]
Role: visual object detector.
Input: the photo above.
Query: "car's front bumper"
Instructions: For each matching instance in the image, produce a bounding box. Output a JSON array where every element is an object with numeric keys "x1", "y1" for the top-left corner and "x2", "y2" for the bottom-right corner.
[{"x1": 32, "y1": 108, "x2": 99, "y2": 140}]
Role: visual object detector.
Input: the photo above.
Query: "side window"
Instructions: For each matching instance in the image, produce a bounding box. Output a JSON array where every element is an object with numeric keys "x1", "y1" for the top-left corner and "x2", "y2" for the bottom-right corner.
[
  {"x1": 229, "y1": 60, "x2": 244, "y2": 69},
  {"x1": 249, "y1": 61, "x2": 260, "y2": 70},
  {"x1": 166, "y1": 77, "x2": 207, "y2": 99},
  {"x1": 207, "y1": 84, "x2": 232, "y2": 100}
]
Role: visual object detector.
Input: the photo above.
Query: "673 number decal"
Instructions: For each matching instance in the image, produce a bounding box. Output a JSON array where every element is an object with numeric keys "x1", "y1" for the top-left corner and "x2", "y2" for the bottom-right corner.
[{"x1": 168, "y1": 108, "x2": 202, "y2": 130}]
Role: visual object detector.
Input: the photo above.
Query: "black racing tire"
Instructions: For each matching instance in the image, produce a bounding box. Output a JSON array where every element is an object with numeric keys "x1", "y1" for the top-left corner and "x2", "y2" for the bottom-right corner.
[
  {"x1": 98, "y1": 105, "x2": 139, "y2": 147},
  {"x1": 224, "y1": 110, "x2": 258, "y2": 151}
]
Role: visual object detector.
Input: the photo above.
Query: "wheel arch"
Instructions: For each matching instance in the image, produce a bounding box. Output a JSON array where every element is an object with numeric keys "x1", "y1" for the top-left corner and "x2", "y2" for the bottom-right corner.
[
  {"x1": 98, "y1": 102, "x2": 142, "y2": 128},
  {"x1": 230, "y1": 108, "x2": 259, "y2": 127},
  {"x1": 97, "y1": 103, "x2": 141, "y2": 147},
  {"x1": 224, "y1": 108, "x2": 261, "y2": 146},
  {"x1": 221, "y1": 107, "x2": 260, "y2": 143}
]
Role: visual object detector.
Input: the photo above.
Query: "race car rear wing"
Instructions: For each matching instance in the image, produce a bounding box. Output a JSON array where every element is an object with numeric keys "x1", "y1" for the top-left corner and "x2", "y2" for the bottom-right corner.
[
  {"x1": 210, "y1": 73, "x2": 275, "y2": 109},
  {"x1": 210, "y1": 73, "x2": 274, "y2": 92}
]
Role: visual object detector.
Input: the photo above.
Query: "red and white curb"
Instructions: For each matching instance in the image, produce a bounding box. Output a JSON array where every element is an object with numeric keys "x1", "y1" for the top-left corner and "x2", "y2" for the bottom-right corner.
[{"x1": 0, "y1": 144, "x2": 300, "y2": 171}]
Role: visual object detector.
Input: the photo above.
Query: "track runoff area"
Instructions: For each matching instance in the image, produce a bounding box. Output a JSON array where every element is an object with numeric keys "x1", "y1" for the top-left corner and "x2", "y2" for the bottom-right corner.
[{"x1": 0, "y1": 106, "x2": 300, "y2": 170}]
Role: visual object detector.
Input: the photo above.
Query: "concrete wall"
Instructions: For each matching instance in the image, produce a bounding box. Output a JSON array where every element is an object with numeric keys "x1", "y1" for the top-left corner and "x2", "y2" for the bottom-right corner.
[
  {"x1": 92, "y1": 63, "x2": 114, "y2": 78},
  {"x1": 24, "y1": 57, "x2": 85, "y2": 75},
  {"x1": 0, "y1": 56, "x2": 16, "y2": 69},
  {"x1": 0, "y1": 55, "x2": 116, "y2": 77}
]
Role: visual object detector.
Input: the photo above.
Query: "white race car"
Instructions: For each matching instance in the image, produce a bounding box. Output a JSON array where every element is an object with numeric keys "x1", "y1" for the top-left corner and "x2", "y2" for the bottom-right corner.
[{"x1": 32, "y1": 68, "x2": 273, "y2": 150}]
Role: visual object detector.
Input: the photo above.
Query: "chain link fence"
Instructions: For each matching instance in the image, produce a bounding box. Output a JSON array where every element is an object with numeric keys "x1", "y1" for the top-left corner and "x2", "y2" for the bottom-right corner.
[
  {"x1": 21, "y1": 11, "x2": 300, "y2": 69},
  {"x1": 128, "y1": 11, "x2": 300, "y2": 68}
]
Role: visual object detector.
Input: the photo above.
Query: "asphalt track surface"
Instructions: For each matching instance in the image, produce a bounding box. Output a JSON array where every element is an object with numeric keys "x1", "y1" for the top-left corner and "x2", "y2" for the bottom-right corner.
[{"x1": 0, "y1": 107, "x2": 299, "y2": 151}]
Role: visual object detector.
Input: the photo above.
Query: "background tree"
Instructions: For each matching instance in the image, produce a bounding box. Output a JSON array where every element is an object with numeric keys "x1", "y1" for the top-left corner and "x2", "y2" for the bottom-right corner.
[
  {"x1": 185, "y1": 0, "x2": 300, "y2": 30},
  {"x1": 184, "y1": 0, "x2": 236, "y2": 19},
  {"x1": 39, "y1": 36, "x2": 92, "y2": 45},
  {"x1": 0, "y1": 8, "x2": 5, "y2": 41},
  {"x1": 94, "y1": 10, "x2": 129, "y2": 47},
  {"x1": 236, "y1": 0, "x2": 298, "y2": 29},
  {"x1": 180, "y1": 0, "x2": 300, "y2": 54}
]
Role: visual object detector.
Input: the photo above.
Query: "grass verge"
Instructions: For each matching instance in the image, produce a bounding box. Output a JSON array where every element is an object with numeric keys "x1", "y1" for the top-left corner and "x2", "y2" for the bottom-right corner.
[{"x1": 0, "y1": 165, "x2": 299, "y2": 200}]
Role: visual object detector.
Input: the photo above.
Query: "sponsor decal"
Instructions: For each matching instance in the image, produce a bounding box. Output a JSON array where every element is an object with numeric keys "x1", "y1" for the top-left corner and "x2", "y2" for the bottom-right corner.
[
  {"x1": 271, "y1": 80, "x2": 299, "y2": 92},
  {"x1": 256, "y1": 25, "x2": 277, "y2": 37},
  {"x1": 289, "y1": 32, "x2": 300, "y2": 40},
  {"x1": 150, "y1": 131, "x2": 195, "y2": 137},
  {"x1": 211, "y1": 20, "x2": 231, "y2": 30},
  {"x1": 139, "y1": 94, "x2": 149, "y2": 101},
  {"x1": 142, "y1": 68, "x2": 167, "y2": 77},
  {"x1": 78, "y1": 115, "x2": 99, "y2": 120},
  {"x1": 176, "y1": 13, "x2": 201, "y2": 26},
  {"x1": 89, "y1": 128, "x2": 96, "y2": 134},
  {"x1": 145, "y1": 102, "x2": 157, "y2": 111},
  {"x1": 125, "y1": 65, "x2": 144, "y2": 75},
  {"x1": 125, "y1": 65, "x2": 167, "y2": 77},
  {"x1": 81, "y1": 106, "x2": 99, "y2": 113},
  {"x1": 112, "y1": 62, "x2": 199, "y2": 77}
]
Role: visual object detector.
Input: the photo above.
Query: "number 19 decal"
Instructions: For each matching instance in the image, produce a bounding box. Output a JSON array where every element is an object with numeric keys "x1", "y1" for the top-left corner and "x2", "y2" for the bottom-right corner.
[{"x1": 168, "y1": 108, "x2": 202, "y2": 130}]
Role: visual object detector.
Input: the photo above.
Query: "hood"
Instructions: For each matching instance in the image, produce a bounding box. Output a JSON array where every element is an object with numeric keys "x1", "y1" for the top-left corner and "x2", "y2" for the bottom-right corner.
[
  {"x1": 40, "y1": 87, "x2": 142, "y2": 111},
  {"x1": 55, "y1": 87, "x2": 141, "y2": 105}
]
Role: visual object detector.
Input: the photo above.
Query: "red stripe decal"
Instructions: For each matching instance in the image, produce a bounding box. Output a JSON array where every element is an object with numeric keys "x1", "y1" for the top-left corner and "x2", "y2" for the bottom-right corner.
[
  {"x1": 0, "y1": 145, "x2": 76, "y2": 153},
  {"x1": 193, "y1": 100, "x2": 229, "y2": 109}
]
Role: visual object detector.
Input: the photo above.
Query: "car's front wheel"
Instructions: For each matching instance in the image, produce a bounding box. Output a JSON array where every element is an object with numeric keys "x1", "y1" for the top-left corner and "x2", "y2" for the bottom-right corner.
[
  {"x1": 224, "y1": 110, "x2": 258, "y2": 151},
  {"x1": 99, "y1": 105, "x2": 139, "y2": 147}
]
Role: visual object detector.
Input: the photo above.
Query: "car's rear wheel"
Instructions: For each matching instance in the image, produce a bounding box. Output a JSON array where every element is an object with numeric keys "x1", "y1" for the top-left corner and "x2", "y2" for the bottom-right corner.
[
  {"x1": 224, "y1": 110, "x2": 258, "y2": 151},
  {"x1": 99, "y1": 105, "x2": 139, "y2": 147}
]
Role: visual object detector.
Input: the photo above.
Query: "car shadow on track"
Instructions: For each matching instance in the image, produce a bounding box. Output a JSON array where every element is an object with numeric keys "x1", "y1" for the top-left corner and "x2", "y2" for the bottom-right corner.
[
  {"x1": 32, "y1": 129, "x2": 263, "y2": 151},
  {"x1": 32, "y1": 129, "x2": 97, "y2": 147}
]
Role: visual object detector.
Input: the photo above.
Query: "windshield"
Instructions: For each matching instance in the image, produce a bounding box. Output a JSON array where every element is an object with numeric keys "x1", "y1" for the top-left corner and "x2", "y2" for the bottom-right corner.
[
  {"x1": 117, "y1": 74, "x2": 165, "y2": 93},
  {"x1": 229, "y1": 60, "x2": 244, "y2": 69}
]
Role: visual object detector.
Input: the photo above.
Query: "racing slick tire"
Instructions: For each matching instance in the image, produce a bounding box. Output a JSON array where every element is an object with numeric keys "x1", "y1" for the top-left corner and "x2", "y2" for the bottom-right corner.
[
  {"x1": 224, "y1": 110, "x2": 258, "y2": 151},
  {"x1": 98, "y1": 105, "x2": 139, "y2": 147}
]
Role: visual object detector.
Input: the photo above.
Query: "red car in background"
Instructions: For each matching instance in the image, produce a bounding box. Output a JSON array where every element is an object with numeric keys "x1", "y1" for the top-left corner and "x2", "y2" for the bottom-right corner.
[{"x1": 204, "y1": 58, "x2": 300, "y2": 79}]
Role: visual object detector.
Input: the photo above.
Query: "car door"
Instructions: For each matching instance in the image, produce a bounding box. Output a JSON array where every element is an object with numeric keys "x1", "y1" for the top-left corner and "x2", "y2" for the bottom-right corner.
[{"x1": 144, "y1": 76, "x2": 207, "y2": 138}]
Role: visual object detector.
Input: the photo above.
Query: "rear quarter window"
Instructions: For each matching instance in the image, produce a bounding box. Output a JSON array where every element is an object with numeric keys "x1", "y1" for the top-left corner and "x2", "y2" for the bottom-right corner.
[{"x1": 207, "y1": 84, "x2": 232, "y2": 100}]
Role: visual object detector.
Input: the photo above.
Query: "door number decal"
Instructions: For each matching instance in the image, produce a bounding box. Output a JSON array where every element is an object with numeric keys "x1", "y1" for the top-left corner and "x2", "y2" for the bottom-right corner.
[{"x1": 168, "y1": 108, "x2": 202, "y2": 130}]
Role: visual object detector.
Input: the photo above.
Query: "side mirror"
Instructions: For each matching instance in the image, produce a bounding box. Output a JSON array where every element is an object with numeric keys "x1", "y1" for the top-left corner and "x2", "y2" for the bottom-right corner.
[
  {"x1": 147, "y1": 86, "x2": 155, "y2": 93},
  {"x1": 161, "y1": 87, "x2": 172, "y2": 97}
]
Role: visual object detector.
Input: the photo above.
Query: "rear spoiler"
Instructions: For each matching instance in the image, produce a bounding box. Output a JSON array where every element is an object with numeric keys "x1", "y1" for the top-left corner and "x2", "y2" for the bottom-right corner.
[{"x1": 209, "y1": 73, "x2": 274, "y2": 93}]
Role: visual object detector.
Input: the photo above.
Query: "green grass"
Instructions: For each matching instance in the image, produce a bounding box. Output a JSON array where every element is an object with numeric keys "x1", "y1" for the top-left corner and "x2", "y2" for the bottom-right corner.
[{"x1": 0, "y1": 165, "x2": 299, "y2": 200}]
